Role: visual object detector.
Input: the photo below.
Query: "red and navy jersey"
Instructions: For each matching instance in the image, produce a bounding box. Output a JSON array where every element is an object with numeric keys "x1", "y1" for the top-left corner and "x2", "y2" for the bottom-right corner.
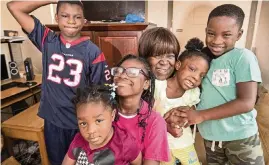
[{"x1": 24, "y1": 16, "x2": 111, "y2": 129}]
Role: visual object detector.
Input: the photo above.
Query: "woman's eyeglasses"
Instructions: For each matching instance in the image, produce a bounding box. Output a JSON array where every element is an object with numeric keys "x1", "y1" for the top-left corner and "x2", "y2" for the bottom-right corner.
[{"x1": 111, "y1": 67, "x2": 148, "y2": 78}]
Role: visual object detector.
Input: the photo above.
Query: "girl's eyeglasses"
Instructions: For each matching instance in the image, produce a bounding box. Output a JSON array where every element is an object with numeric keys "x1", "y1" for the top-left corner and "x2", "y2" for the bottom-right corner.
[{"x1": 111, "y1": 67, "x2": 148, "y2": 78}]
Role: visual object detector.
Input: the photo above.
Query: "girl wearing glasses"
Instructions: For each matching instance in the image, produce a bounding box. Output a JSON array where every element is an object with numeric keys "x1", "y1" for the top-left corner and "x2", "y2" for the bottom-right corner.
[
  {"x1": 111, "y1": 54, "x2": 170, "y2": 165},
  {"x1": 154, "y1": 38, "x2": 211, "y2": 165}
]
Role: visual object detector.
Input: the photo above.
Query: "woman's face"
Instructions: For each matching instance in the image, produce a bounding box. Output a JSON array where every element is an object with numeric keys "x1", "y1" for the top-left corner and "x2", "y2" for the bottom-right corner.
[
  {"x1": 113, "y1": 59, "x2": 150, "y2": 98},
  {"x1": 148, "y1": 53, "x2": 176, "y2": 80}
]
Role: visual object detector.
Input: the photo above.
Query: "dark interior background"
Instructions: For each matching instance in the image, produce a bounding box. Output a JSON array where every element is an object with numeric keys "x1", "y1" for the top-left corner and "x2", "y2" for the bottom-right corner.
[
  {"x1": 83, "y1": 1, "x2": 145, "y2": 21},
  {"x1": 1, "y1": 54, "x2": 9, "y2": 80}
]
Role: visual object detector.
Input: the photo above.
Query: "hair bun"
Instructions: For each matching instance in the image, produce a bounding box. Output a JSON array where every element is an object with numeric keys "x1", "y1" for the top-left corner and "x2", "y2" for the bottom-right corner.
[{"x1": 185, "y1": 37, "x2": 204, "y2": 51}]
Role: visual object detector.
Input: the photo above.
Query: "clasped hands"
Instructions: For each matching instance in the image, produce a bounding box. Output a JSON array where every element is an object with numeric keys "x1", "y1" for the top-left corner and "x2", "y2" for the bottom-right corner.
[{"x1": 163, "y1": 106, "x2": 204, "y2": 138}]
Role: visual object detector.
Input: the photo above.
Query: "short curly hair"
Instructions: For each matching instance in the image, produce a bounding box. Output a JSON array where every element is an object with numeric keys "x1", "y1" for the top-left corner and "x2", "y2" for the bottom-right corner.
[
  {"x1": 207, "y1": 4, "x2": 245, "y2": 29},
  {"x1": 56, "y1": 0, "x2": 85, "y2": 16}
]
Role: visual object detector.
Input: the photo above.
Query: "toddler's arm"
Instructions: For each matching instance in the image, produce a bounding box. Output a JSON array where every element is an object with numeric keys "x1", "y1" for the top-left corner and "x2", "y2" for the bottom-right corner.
[
  {"x1": 130, "y1": 152, "x2": 142, "y2": 165},
  {"x1": 62, "y1": 154, "x2": 75, "y2": 165},
  {"x1": 163, "y1": 108, "x2": 188, "y2": 138},
  {"x1": 7, "y1": 1, "x2": 56, "y2": 34}
]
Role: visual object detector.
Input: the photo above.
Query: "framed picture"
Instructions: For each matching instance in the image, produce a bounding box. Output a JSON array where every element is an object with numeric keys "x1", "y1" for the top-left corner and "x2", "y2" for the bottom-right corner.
[{"x1": 4, "y1": 30, "x2": 18, "y2": 37}]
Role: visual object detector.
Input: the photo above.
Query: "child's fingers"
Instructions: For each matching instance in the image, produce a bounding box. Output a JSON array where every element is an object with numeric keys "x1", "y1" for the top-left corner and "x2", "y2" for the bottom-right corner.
[
  {"x1": 175, "y1": 106, "x2": 190, "y2": 111},
  {"x1": 179, "y1": 111, "x2": 188, "y2": 118},
  {"x1": 163, "y1": 109, "x2": 175, "y2": 119},
  {"x1": 169, "y1": 117, "x2": 188, "y2": 127}
]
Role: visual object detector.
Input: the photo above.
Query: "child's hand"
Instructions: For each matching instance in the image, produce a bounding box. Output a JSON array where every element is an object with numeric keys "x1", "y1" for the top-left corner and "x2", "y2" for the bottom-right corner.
[
  {"x1": 178, "y1": 108, "x2": 204, "y2": 125},
  {"x1": 167, "y1": 123, "x2": 183, "y2": 138},
  {"x1": 164, "y1": 108, "x2": 188, "y2": 128}
]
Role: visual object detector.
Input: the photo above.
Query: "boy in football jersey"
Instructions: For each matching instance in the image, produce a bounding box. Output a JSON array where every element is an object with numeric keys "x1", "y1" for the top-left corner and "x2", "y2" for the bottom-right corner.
[{"x1": 7, "y1": 1, "x2": 110, "y2": 164}]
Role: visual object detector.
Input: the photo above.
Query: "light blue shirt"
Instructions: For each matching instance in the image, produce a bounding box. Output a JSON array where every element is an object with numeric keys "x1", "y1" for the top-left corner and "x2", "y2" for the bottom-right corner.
[{"x1": 197, "y1": 48, "x2": 262, "y2": 141}]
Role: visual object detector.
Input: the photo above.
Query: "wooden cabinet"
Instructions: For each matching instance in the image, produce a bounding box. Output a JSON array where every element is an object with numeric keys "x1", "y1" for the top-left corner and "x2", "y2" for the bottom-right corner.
[{"x1": 46, "y1": 23, "x2": 155, "y2": 67}]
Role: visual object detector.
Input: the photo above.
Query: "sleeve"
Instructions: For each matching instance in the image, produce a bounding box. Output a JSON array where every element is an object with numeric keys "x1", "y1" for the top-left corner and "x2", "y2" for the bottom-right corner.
[
  {"x1": 235, "y1": 49, "x2": 262, "y2": 83},
  {"x1": 22, "y1": 15, "x2": 54, "y2": 52},
  {"x1": 89, "y1": 46, "x2": 112, "y2": 85},
  {"x1": 144, "y1": 113, "x2": 170, "y2": 162},
  {"x1": 124, "y1": 133, "x2": 141, "y2": 162},
  {"x1": 67, "y1": 133, "x2": 80, "y2": 160},
  {"x1": 154, "y1": 80, "x2": 162, "y2": 100},
  {"x1": 153, "y1": 80, "x2": 161, "y2": 111},
  {"x1": 184, "y1": 87, "x2": 201, "y2": 107}
]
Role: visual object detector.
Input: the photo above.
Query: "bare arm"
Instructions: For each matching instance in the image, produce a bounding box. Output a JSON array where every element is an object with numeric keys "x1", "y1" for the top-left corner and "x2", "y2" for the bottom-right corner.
[
  {"x1": 130, "y1": 152, "x2": 142, "y2": 165},
  {"x1": 62, "y1": 154, "x2": 75, "y2": 165},
  {"x1": 201, "y1": 82, "x2": 257, "y2": 120},
  {"x1": 143, "y1": 160, "x2": 160, "y2": 165},
  {"x1": 7, "y1": 1, "x2": 56, "y2": 34},
  {"x1": 181, "y1": 81, "x2": 258, "y2": 125}
]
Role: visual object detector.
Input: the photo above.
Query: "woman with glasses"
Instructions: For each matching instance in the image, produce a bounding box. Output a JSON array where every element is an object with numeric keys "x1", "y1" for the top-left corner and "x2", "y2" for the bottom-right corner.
[
  {"x1": 111, "y1": 54, "x2": 170, "y2": 165},
  {"x1": 138, "y1": 27, "x2": 180, "y2": 81}
]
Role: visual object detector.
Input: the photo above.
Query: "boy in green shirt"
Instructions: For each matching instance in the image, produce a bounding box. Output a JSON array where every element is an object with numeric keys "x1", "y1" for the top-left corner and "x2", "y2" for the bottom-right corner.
[{"x1": 177, "y1": 4, "x2": 264, "y2": 165}]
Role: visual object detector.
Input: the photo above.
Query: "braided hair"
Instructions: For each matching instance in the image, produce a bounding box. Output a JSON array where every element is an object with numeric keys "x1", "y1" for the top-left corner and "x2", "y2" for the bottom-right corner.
[
  {"x1": 115, "y1": 54, "x2": 155, "y2": 142},
  {"x1": 73, "y1": 85, "x2": 118, "y2": 118},
  {"x1": 178, "y1": 37, "x2": 211, "y2": 66}
]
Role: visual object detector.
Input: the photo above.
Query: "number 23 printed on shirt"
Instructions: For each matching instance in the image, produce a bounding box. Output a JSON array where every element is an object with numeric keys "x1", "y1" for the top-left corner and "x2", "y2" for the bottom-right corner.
[{"x1": 47, "y1": 54, "x2": 83, "y2": 87}]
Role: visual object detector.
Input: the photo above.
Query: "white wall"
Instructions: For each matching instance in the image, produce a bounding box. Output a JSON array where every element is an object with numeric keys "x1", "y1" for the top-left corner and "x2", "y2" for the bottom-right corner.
[
  {"x1": 255, "y1": 1, "x2": 269, "y2": 89},
  {"x1": 172, "y1": 1, "x2": 252, "y2": 50},
  {"x1": 1, "y1": 1, "x2": 56, "y2": 74},
  {"x1": 146, "y1": 1, "x2": 168, "y2": 28}
]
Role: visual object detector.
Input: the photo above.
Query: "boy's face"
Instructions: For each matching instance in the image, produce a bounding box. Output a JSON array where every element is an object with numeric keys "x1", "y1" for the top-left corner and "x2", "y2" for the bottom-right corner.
[
  {"x1": 77, "y1": 102, "x2": 115, "y2": 150},
  {"x1": 148, "y1": 54, "x2": 176, "y2": 80},
  {"x1": 55, "y1": 3, "x2": 86, "y2": 41},
  {"x1": 205, "y1": 16, "x2": 243, "y2": 56},
  {"x1": 175, "y1": 56, "x2": 208, "y2": 90}
]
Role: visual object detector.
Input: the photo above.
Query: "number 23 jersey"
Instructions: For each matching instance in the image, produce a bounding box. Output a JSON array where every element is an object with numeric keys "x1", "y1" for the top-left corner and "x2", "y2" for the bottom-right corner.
[{"x1": 24, "y1": 16, "x2": 110, "y2": 129}]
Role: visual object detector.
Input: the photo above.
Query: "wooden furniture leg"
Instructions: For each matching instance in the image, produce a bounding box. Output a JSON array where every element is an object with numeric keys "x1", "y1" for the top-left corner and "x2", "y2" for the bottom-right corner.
[{"x1": 37, "y1": 131, "x2": 49, "y2": 165}]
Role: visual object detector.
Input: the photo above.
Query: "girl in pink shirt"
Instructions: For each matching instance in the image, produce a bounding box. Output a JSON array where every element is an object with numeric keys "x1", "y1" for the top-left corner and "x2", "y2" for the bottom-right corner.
[{"x1": 112, "y1": 54, "x2": 170, "y2": 165}]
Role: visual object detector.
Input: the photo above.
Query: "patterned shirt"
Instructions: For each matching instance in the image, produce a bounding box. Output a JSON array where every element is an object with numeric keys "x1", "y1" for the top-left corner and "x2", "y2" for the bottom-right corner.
[{"x1": 67, "y1": 126, "x2": 140, "y2": 165}]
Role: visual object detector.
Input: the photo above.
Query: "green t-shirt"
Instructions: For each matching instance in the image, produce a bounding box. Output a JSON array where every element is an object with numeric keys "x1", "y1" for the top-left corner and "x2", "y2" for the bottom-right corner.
[{"x1": 197, "y1": 48, "x2": 262, "y2": 141}]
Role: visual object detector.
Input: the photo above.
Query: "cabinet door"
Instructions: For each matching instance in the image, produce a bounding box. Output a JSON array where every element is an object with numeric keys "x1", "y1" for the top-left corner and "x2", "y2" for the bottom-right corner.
[{"x1": 94, "y1": 31, "x2": 141, "y2": 67}]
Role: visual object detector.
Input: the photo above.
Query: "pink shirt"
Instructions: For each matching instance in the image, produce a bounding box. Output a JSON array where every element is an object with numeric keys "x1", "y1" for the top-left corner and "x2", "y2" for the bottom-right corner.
[
  {"x1": 115, "y1": 100, "x2": 170, "y2": 162},
  {"x1": 67, "y1": 126, "x2": 140, "y2": 164}
]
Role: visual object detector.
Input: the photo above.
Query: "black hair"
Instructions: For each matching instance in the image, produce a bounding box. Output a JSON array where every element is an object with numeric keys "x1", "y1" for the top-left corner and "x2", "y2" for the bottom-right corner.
[
  {"x1": 56, "y1": 0, "x2": 85, "y2": 16},
  {"x1": 73, "y1": 85, "x2": 118, "y2": 118},
  {"x1": 178, "y1": 38, "x2": 211, "y2": 66},
  {"x1": 138, "y1": 27, "x2": 180, "y2": 60},
  {"x1": 207, "y1": 4, "x2": 245, "y2": 29},
  {"x1": 115, "y1": 54, "x2": 155, "y2": 142}
]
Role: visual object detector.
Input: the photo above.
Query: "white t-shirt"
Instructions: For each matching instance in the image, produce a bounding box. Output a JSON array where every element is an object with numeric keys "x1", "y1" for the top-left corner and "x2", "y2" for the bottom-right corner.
[{"x1": 154, "y1": 80, "x2": 200, "y2": 149}]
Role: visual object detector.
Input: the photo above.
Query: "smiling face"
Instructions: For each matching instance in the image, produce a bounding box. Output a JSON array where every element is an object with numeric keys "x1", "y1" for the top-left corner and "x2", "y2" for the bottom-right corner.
[
  {"x1": 77, "y1": 102, "x2": 115, "y2": 150},
  {"x1": 55, "y1": 3, "x2": 86, "y2": 41},
  {"x1": 175, "y1": 56, "x2": 209, "y2": 90},
  {"x1": 205, "y1": 16, "x2": 243, "y2": 56},
  {"x1": 113, "y1": 59, "x2": 150, "y2": 98},
  {"x1": 148, "y1": 53, "x2": 176, "y2": 80}
]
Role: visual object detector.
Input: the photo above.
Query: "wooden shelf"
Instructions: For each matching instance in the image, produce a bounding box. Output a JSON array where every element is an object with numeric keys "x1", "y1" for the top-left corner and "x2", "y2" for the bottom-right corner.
[
  {"x1": 1, "y1": 87, "x2": 41, "y2": 109},
  {"x1": 47, "y1": 22, "x2": 156, "y2": 31}
]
